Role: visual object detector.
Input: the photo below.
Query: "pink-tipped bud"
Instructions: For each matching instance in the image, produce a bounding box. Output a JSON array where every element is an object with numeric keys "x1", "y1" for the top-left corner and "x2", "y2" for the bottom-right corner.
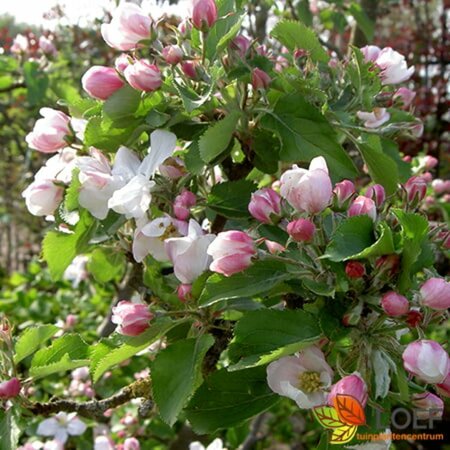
[
  {"x1": 423, "y1": 155, "x2": 438, "y2": 170},
  {"x1": 124, "y1": 60, "x2": 162, "y2": 92},
  {"x1": 287, "y1": 219, "x2": 316, "y2": 242},
  {"x1": 111, "y1": 301, "x2": 153, "y2": 336},
  {"x1": 124, "y1": 438, "x2": 141, "y2": 450},
  {"x1": 207, "y1": 231, "x2": 256, "y2": 277},
  {"x1": 162, "y1": 45, "x2": 183, "y2": 65},
  {"x1": 159, "y1": 157, "x2": 186, "y2": 180},
  {"x1": 375, "y1": 254, "x2": 400, "y2": 276},
  {"x1": 381, "y1": 291, "x2": 409, "y2": 316},
  {"x1": 402, "y1": 340, "x2": 449, "y2": 384},
  {"x1": 181, "y1": 60, "x2": 200, "y2": 80},
  {"x1": 0, "y1": 378, "x2": 21, "y2": 399},
  {"x1": 65, "y1": 314, "x2": 77, "y2": 329},
  {"x1": 406, "y1": 309, "x2": 423, "y2": 328},
  {"x1": 265, "y1": 240, "x2": 285, "y2": 255},
  {"x1": 115, "y1": 54, "x2": 131, "y2": 74},
  {"x1": 251, "y1": 68, "x2": 271, "y2": 90},
  {"x1": 436, "y1": 370, "x2": 450, "y2": 398},
  {"x1": 345, "y1": 261, "x2": 366, "y2": 279},
  {"x1": 39, "y1": 36, "x2": 57, "y2": 56},
  {"x1": 348, "y1": 196, "x2": 377, "y2": 221},
  {"x1": 81, "y1": 66, "x2": 125, "y2": 100},
  {"x1": 230, "y1": 35, "x2": 251, "y2": 57},
  {"x1": 393, "y1": 87, "x2": 415, "y2": 108},
  {"x1": 420, "y1": 277, "x2": 450, "y2": 311},
  {"x1": 328, "y1": 373, "x2": 368, "y2": 407},
  {"x1": 405, "y1": 176, "x2": 427, "y2": 204},
  {"x1": 192, "y1": 0, "x2": 218, "y2": 31},
  {"x1": 365, "y1": 184, "x2": 385, "y2": 208},
  {"x1": 177, "y1": 284, "x2": 192, "y2": 302},
  {"x1": 173, "y1": 189, "x2": 196, "y2": 221},
  {"x1": 403, "y1": 155, "x2": 412, "y2": 163},
  {"x1": 432, "y1": 179, "x2": 450, "y2": 195},
  {"x1": 248, "y1": 188, "x2": 281, "y2": 224},
  {"x1": 412, "y1": 393, "x2": 444, "y2": 420},
  {"x1": 333, "y1": 180, "x2": 355, "y2": 209}
]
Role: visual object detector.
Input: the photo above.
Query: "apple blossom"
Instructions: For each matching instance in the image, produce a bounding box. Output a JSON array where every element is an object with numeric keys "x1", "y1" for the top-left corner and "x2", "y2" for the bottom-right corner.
[
  {"x1": 174, "y1": 190, "x2": 197, "y2": 221},
  {"x1": 159, "y1": 157, "x2": 186, "y2": 179},
  {"x1": 63, "y1": 255, "x2": 89, "y2": 287},
  {"x1": 436, "y1": 370, "x2": 450, "y2": 398},
  {"x1": 115, "y1": 54, "x2": 131, "y2": 73},
  {"x1": 267, "y1": 346, "x2": 334, "y2": 409},
  {"x1": 432, "y1": 178, "x2": 450, "y2": 194},
  {"x1": 265, "y1": 240, "x2": 285, "y2": 254},
  {"x1": 0, "y1": 377, "x2": 21, "y2": 399},
  {"x1": 34, "y1": 148, "x2": 77, "y2": 184},
  {"x1": 101, "y1": 3, "x2": 152, "y2": 51},
  {"x1": 124, "y1": 60, "x2": 162, "y2": 92},
  {"x1": 348, "y1": 195, "x2": 377, "y2": 221},
  {"x1": 248, "y1": 188, "x2": 281, "y2": 224},
  {"x1": 39, "y1": 36, "x2": 57, "y2": 56},
  {"x1": 177, "y1": 284, "x2": 193, "y2": 302},
  {"x1": 82, "y1": 66, "x2": 125, "y2": 100},
  {"x1": 11, "y1": 34, "x2": 28, "y2": 53},
  {"x1": 287, "y1": 219, "x2": 316, "y2": 242},
  {"x1": 333, "y1": 180, "x2": 355, "y2": 208},
  {"x1": 357, "y1": 108, "x2": 390, "y2": 128},
  {"x1": 165, "y1": 219, "x2": 215, "y2": 284},
  {"x1": 420, "y1": 277, "x2": 450, "y2": 310},
  {"x1": 37, "y1": 412, "x2": 86, "y2": 443},
  {"x1": 189, "y1": 438, "x2": 225, "y2": 450},
  {"x1": 360, "y1": 45, "x2": 381, "y2": 62},
  {"x1": 191, "y1": 0, "x2": 218, "y2": 31},
  {"x1": 25, "y1": 108, "x2": 71, "y2": 153},
  {"x1": 111, "y1": 301, "x2": 153, "y2": 336},
  {"x1": 412, "y1": 392, "x2": 444, "y2": 420},
  {"x1": 22, "y1": 180, "x2": 64, "y2": 217},
  {"x1": 345, "y1": 261, "x2": 366, "y2": 279},
  {"x1": 365, "y1": 184, "x2": 385, "y2": 207},
  {"x1": 124, "y1": 437, "x2": 141, "y2": 450},
  {"x1": 393, "y1": 87, "x2": 416, "y2": 108},
  {"x1": 94, "y1": 436, "x2": 115, "y2": 450},
  {"x1": 231, "y1": 35, "x2": 251, "y2": 57},
  {"x1": 251, "y1": 68, "x2": 271, "y2": 90},
  {"x1": 375, "y1": 47, "x2": 414, "y2": 85},
  {"x1": 405, "y1": 176, "x2": 427, "y2": 203},
  {"x1": 208, "y1": 230, "x2": 256, "y2": 277},
  {"x1": 181, "y1": 61, "x2": 200, "y2": 79},
  {"x1": 402, "y1": 340, "x2": 449, "y2": 383},
  {"x1": 162, "y1": 45, "x2": 183, "y2": 65},
  {"x1": 280, "y1": 157, "x2": 332, "y2": 214},
  {"x1": 328, "y1": 372, "x2": 368, "y2": 407},
  {"x1": 380, "y1": 291, "x2": 409, "y2": 316}
]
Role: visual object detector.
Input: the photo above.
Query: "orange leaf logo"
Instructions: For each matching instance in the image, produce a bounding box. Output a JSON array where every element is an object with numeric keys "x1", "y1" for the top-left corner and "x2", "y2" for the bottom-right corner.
[
  {"x1": 332, "y1": 394, "x2": 366, "y2": 426},
  {"x1": 330, "y1": 424, "x2": 358, "y2": 444},
  {"x1": 312, "y1": 406, "x2": 345, "y2": 429}
]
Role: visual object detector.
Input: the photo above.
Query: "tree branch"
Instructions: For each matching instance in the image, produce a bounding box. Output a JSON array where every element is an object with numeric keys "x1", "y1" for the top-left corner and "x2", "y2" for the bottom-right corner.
[
  {"x1": 239, "y1": 413, "x2": 269, "y2": 450},
  {"x1": 26, "y1": 378, "x2": 152, "y2": 421}
]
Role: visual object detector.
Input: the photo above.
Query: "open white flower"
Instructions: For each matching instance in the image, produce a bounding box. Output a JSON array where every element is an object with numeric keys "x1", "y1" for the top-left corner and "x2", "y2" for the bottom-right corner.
[
  {"x1": 266, "y1": 346, "x2": 333, "y2": 409},
  {"x1": 37, "y1": 412, "x2": 86, "y2": 443},
  {"x1": 189, "y1": 438, "x2": 226, "y2": 450}
]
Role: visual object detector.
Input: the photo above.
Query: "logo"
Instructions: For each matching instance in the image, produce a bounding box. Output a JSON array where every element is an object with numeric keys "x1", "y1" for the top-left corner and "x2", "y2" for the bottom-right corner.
[{"x1": 313, "y1": 394, "x2": 365, "y2": 445}]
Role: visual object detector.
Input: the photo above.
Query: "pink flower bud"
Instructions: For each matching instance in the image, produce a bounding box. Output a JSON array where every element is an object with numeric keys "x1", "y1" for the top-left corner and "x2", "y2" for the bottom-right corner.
[
  {"x1": 402, "y1": 340, "x2": 449, "y2": 384},
  {"x1": 162, "y1": 45, "x2": 183, "y2": 65},
  {"x1": 0, "y1": 378, "x2": 21, "y2": 399},
  {"x1": 357, "y1": 108, "x2": 390, "y2": 128},
  {"x1": 333, "y1": 180, "x2": 355, "y2": 208},
  {"x1": 420, "y1": 277, "x2": 450, "y2": 310},
  {"x1": 375, "y1": 254, "x2": 400, "y2": 276},
  {"x1": 177, "y1": 284, "x2": 192, "y2": 302},
  {"x1": 404, "y1": 176, "x2": 427, "y2": 204},
  {"x1": 65, "y1": 314, "x2": 77, "y2": 329},
  {"x1": 381, "y1": 291, "x2": 409, "y2": 316},
  {"x1": 208, "y1": 231, "x2": 256, "y2": 277},
  {"x1": 412, "y1": 393, "x2": 444, "y2": 420},
  {"x1": 11, "y1": 34, "x2": 28, "y2": 54},
  {"x1": 101, "y1": 3, "x2": 152, "y2": 51},
  {"x1": 348, "y1": 196, "x2": 377, "y2": 221},
  {"x1": 181, "y1": 61, "x2": 200, "y2": 80},
  {"x1": 158, "y1": 157, "x2": 186, "y2": 180},
  {"x1": 411, "y1": 122, "x2": 424, "y2": 137},
  {"x1": 39, "y1": 36, "x2": 57, "y2": 56},
  {"x1": 248, "y1": 188, "x2": 281, "y2": 224},
  {"x1": 365, "y1": 184, "x2": 386, "y2": 208},
  {"x1": 231, "y1": 35, "x2": 251, "y2": 57},
  {"x1": 178, "y1": 19, "x2": 192, "y2": 36},
  {"x1": 251, "y1": 68, "x2": 271, "y2": 90},
  {"x1": 173, "y1": 190, "x2": 196, "y2": 221},
  {"x1": 192, "y1": 0, "x2": 218, "y2": 31},
  {"x1": 328, "y1": 373, "x2": 368, "y2": 407},
  {"x1": 436, "y1": 370, "x2": 450, "y2": 398},
  {"x1": 393, "y1": 87, "x2": 415, "y2": 108},
  {"x1": 81, "y1": 66, "x2": 125, "y2": 100},
  {"x1": 124, "y1": 438, "x2": 140, "y2": 450},
  {"x1": 360, "y1": 45, "x2": 381, "y2": 62},
  {"x1": 111, "y1": 301, "x2": 153, "y2": 336},
  {"x1": 375, "y1": 47, "x2": 414, "y2": 85},
  {"x1": 406, "y1": 309, "x2": 423, "y2": 328},
  {"x1": 287, "y1": 219, "x2": 316, "y2": 242},
  {"x1": 115, "y1": 54, "x2": 131, "y2": 74},
  {"x1": 345, "y1": 261, "x2": 366, "y2": 279},
  {"x1": 124, "y1": 60, "x2": 162, "y2": 92},
  {"x1": 26, "y1": 108, "x2": 71, "y2": 153},
  {"x1": 22, "y1": 179, "x2": 64, "y2": 216},
  {"x1": 432, "y1": 178, "x2": 450, "y2": 195},
  {"x1": 403, "y1": 155, "x2": 412, "y2": 163},
  {"x1": 280, "y1": 157, "x2": 332, "y2": 214},
  {"x1": 265, "y1": 240, "x2": 285, "y2": 254}
]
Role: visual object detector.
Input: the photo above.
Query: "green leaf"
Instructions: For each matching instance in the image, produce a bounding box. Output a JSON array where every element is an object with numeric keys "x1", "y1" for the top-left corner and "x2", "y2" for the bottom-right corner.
[
  {"x1": 14, "y1": 325, "x2": 59, "y2": 364},
  {"x1": 199, "y1": 260, "x2": 290, "y2": 307},
  {"x1": 358, "y1": 135, "x2": 399, "y2": 195},
  {"x1": 391, "y1": 209, "x2": 429, "y2": 292},
  {"x1": 42, "y1": 211, "x2": 96, "y2": 280},
  {"x1": 228, "y1": 309, "x2": 321, "y2": 370},
  {"x1": 184, "y1": 141, "x2": 205, "y2": 175},
  {"x1": 103, "y1": 85, "x2": 142, "y2": 120},
  {"x1": 186, "y1": 366, "x2": 279, "y2": 433},
  {"x1": 88, "y1": 248, "x2": 126, "y2": 283},
  {"x1": 92, "y1": 317, "x2": 176, "y2": 383},
  {"x1": 349, "y1": 3, "x2": 374, "y2": 41},
  {"x1": 207, "y1": 179, "x2": 256, "y2": 219},
  {"x1": 347, "y1": 222, "x2": 395, "y2": 260},
  {"x1": 271, "y1": 20, "x2": 329, "y2": 63},
  {"x1": 198, "y1": 112, "x2": 241, "y2": 163},
  {"x1": 260, "y1": 94, "x2": 356, "y2": 179},
  {"x1": 151, "y1": 335, "x2": 214, "y2": 425},
  {"x1": 324, "y1": 216, "x2": 375, "y2": 262},
  {"x1": 30, "y1": 334, "x2": 89, "y2": 379},
  {"x1": 173, "y1": 80, "x2": 214, "y2": 113},
  {"x1": 0, "y1": 408, "x2": 21, "y2": 450},
  {"x1": 23, "y1": 61, "x2": 48, "y2": 106},
  {"x1": 64, "y1": 169, "x2": 81, "y2": 211},
  {"x1": 251, "y1": 129, "x2": 281, "y2": 174}
]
